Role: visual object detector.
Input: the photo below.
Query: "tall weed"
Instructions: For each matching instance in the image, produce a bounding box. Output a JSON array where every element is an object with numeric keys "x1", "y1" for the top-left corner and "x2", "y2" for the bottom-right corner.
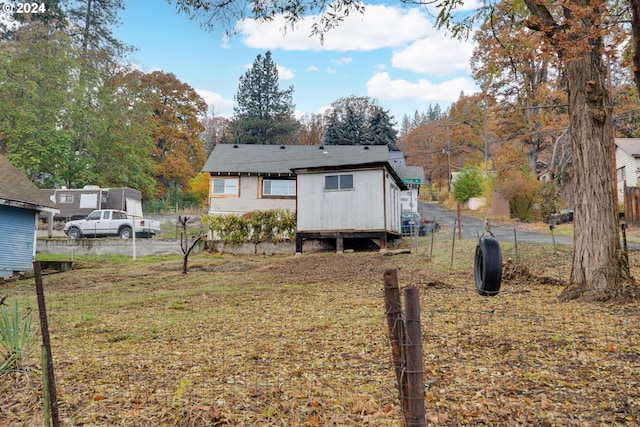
[{"x1": 0, "y1": 299, "x2": 34, "y2": 373}]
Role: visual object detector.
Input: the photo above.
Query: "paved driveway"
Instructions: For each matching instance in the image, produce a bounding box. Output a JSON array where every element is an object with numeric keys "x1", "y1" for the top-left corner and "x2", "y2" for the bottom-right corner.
[{"x1": 419, "y1": 203, "x2": 574, "y2": 246}]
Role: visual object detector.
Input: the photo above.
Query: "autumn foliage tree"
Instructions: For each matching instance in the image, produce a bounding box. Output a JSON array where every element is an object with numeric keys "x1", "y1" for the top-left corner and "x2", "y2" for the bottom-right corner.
[
  {"x1": 435, "y1": 0, "x2": 631, "y2": 301},
  {"x1": 493, "y1": 143, "x2": 540, "y2": 220},
  {"x1": 140, "y1": 71, "x2": 208, "y2": 199}
]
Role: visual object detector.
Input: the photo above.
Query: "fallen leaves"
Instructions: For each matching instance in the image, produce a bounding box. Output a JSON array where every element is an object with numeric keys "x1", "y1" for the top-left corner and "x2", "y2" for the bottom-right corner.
[{"x1": 0, "y1": 240, "x2": 639, "y2": 425}]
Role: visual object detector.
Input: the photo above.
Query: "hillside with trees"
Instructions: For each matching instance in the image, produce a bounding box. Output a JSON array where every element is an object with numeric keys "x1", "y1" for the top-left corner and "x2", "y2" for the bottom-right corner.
[{"x1": 0, "y1": 1, "x2": 208, "y2": 207}]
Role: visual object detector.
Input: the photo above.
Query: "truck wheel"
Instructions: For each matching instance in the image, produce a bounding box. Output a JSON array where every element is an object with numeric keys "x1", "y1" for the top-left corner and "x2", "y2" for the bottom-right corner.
[
  {"x1": 68, "y1": 227, "x2": 82, "y2": 239},
  {"x1": 119, "y1": 226, "x2": 132, "y2": 239},
  {"x1": 474, "y1": 236, "x2": 502, "y2": 296}
]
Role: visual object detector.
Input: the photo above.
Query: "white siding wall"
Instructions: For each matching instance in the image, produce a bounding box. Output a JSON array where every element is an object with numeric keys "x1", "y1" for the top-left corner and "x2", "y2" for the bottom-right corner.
[
  {"x1": 297, "y1": 169, "x2": 387, "y2": 232},
  {"x1": 615, "y1": 149, "x2": 640, "y2": 202},
  {"x1": 208, "y1": 176, "x2": 296, "y2": 215},
  {"x1": 400, "y1": 185, "x2": 419, "y2": 213},
  {"x1": 386, "y1": 175, "x2": 402, "y2": 234}
]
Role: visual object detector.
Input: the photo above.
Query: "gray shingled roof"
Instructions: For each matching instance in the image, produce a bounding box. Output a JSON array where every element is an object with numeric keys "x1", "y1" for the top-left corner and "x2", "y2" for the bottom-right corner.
[
  {"x1": 616, "y1": 138, "x2": 640, "y2": 157},
  {"x1": 0, "y1": 154, "x2": 58, "y2": 210},
  {"x1": 203, "y1": 144, "x2": 393, "y2": 174},
  {"x1": 395, "y1": 166, "x2": 425, "y2": 184}
]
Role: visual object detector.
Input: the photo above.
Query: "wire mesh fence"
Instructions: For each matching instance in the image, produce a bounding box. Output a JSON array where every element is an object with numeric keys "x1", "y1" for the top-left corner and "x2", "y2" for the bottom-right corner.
[{"x1": 1, "y1": 230, "x2": 639, "y2": 426}]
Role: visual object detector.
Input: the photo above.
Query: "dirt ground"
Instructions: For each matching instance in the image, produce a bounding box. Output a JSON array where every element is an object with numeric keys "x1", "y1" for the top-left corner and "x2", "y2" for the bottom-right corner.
[{"x1": 1, "y1": 237, "x2": 640, "y2": 426}]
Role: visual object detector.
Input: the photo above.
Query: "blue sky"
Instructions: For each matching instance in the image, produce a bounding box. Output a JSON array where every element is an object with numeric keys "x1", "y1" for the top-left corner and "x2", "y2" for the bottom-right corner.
[{"x1": 113, "y1": 1, "x2": 480, "y2": 124}]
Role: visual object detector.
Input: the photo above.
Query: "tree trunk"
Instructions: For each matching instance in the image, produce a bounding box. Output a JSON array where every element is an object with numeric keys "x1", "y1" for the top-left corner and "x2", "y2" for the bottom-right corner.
[
  {"x1": 629, "y1": 0, "x2": 640, "y2": 91},
  {"x1": 560, "y1": 42, "x2": 625, "y2": 301}
]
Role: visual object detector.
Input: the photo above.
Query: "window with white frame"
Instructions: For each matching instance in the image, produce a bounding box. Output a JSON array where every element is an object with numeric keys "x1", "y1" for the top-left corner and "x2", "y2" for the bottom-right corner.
[
  {"x1": 617, "y1": 166, "x2": 626, "y2": 182},
  {"x1": 325, "y1": 174, "x2": 354, "y2": 191},
  {"x1": 212, "y1": 177, "x2": 239, "y2": 196},
  {"x1": 59, "y1": 194, "x2": 73, "y2": 203},
  {"x1": 262, "y1": 179, "x2": 296, "y2": 197}
]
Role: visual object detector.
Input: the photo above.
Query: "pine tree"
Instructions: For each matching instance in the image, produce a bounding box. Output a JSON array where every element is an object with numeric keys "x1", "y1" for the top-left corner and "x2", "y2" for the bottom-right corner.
[
  {"x1": 411, "y1": 111, "x2": 424, "y2": 129},
  {"x1": 363, "y1": 106, "x2": 398, "y2": 150},
  {"x1": 230, "y1": 51, "x2": 299, "y2": 144},
  {"x1": 323, "y1": 105, "x2": 364, "y2": 145},
  {"x1": 399, "y1": 114, "x2": 412, "y2": 138}
]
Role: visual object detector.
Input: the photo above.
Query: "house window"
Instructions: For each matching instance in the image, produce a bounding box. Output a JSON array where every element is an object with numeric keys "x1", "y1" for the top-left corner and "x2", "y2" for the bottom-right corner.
[
  {"x1": 212, "y1": 177, "x2": 239, "y2": 196},
  {"x1": 617, "y1": 166, "x2": 626, "y2": 182},
  {"x1": 263, "y1": 179, "x2": 296, "y2": 197},
  {"x1": 325, "y1": 174, "x2": 354, "y2": 191},
  {"x1": 59, "y1": 194, "x2": 73, "y2": 203}
]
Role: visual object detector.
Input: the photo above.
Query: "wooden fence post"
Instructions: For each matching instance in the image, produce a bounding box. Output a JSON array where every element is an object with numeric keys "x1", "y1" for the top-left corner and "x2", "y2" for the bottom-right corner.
[
  {"x1": 383, "y1": 269, "x2": 409, "y2": 421},
  {"x1": 404, "y1": 288, "x2": 425, "y2": 426}
]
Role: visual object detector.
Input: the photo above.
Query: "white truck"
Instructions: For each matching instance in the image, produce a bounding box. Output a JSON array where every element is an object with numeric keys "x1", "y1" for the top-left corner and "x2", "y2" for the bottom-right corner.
[{"x1": 63, "y1": 209, "x2": 161, "y2": 239}]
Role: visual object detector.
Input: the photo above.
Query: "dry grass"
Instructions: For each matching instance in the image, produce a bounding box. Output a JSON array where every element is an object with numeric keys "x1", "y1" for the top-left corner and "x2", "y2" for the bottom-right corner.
[{"x1": 1, "y1": 234, "x2": 639, "y2": 426}]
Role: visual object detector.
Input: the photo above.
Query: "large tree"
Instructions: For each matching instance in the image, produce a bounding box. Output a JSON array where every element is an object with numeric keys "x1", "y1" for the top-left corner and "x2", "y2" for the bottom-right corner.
[
  {"x1": 229, "y1": 51, "x2": 299, "y2": 144},
  {"x1": 66, "y1": 0, "x2": 127, "y2": 59},
  {"x1": 363, "y1": 106, "x2": 398, "y2": 149},
  {"x1": 438, "y1": 0, "x2": 628, "y2": 300},
  {"x1": 0, "y1": 23, "x2": 76, "y2": 186},
  {"x1": 323, "y1": 95, "x2": 398, "y2": 149},
  {"x1": 140, "y1": 70, "x2": 208, "y2": 199}
]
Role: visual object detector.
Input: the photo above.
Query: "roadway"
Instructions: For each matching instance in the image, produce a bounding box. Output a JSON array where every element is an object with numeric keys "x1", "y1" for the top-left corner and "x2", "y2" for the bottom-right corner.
[{"x1": 419, "y1": 202, "x2": 574, "y2": 246}]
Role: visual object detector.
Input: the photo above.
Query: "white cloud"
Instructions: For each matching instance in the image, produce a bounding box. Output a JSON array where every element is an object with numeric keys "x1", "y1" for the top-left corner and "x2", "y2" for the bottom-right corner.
[
  {"x1": 331, "y1": 57, "x2": 353, "y2": 65},
  {"x1": 277, "y1": 65, "x2": 295, "y2": 79},
  {"x1": 391, "y1": 35, "x2": 474, "y2": 76},
  {"x1": 236, "y1": 4, "x2": 434, "y2": 51},
  {"x1": 307, "y1": 65, "x2": 320, "y2": 71},
  {"x1": 196, "y1": 89, "x2": 235, "y2": 118},
  {"x1": 366, "y1": 72, "x2": 477, "y2": 103}
]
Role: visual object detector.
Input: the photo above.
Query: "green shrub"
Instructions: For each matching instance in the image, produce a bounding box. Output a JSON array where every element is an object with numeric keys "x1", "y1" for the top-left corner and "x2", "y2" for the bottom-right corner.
[
  {"x1": 452, "y1": 167, "x2": 484, "y2": 203},
  {"x1": 202, "y1": 209, "x2": 296, "y2": 244}
]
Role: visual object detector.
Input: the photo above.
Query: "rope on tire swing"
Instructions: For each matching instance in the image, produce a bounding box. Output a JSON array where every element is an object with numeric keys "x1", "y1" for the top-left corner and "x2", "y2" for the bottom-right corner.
[{"x1": 473, "y1": 106, "x2": 503, "y2": 297}]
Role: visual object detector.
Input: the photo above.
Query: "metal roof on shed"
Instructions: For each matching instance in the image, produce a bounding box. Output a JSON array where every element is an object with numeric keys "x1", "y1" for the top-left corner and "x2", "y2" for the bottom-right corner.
[{"x1": 202, "y1": 144, "x2": 392, "y2": 175}]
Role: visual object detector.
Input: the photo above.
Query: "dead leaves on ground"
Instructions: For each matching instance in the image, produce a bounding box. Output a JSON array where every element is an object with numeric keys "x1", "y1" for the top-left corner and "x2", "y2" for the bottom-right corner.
[{"x1": 1, "y1": 246, "x2": 639, "y2": 425}]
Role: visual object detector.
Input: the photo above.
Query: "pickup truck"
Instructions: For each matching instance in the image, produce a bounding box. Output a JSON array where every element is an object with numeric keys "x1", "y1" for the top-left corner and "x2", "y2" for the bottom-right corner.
[{"x1": 63, "y1": 209, "x2": 161, "y2": 239}]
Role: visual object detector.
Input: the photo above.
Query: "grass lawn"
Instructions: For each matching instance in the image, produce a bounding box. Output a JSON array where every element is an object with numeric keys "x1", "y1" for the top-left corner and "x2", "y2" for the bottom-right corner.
[{"x1": 1, "y1": 232, "x2": 639, "y2": 426}]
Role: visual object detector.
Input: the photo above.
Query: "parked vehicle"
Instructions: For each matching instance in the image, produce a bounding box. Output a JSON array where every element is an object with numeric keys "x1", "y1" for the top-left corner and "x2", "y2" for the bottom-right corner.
[
  {"x1": 402, "y1": 212, "x2": 426, "y2": 236},
  {"x1": 64, "y1": 209, "x2": 161, "y2": 239},
  {"x1": 401, "y1": 212, "x2": 440, "y2": 237},
  {"x1": 545, "y1": 210, "x2": 574, "y2": 226}
]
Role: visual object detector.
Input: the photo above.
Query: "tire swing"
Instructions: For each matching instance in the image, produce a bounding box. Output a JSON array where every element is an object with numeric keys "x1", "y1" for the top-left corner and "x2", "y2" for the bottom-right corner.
[{"x1": 474, "y1": 221, "x2": 502, "y2": 296}]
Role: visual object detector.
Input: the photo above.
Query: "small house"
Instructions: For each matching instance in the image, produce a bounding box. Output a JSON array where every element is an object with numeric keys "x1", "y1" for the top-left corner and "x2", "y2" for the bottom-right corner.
[
  {"x1": 202, "y1": 144, "x2": 300, "y2": 215},
  {"x1": 0, "y1": 155, "x2": 59, "y2": 277},
  {"x1": 201, "y1": 144, "x2": 407, "y2": 252},
  {"x1": 292, "y1": 146, "x2": 406, "y2": 253},
  {"x1": 395, "y1": 165, "x2": 425, "y2": 213},
  {"x1": 615, "y1": 138, "x2": 640, "y2": 202}
]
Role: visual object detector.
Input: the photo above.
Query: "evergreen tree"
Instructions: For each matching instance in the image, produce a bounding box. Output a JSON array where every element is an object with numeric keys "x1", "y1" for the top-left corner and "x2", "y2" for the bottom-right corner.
[
  {"x1": 363, "y1": 106, "x2": 398, "y2": 150},
  {"x1": 66, "y1": 0, "x2": 126, "y2": 57},
  {"x1": 399, "y1": 114, "x2": 412, "y2": 138},
  {"x1": 411, "y1": 111, "x2": 424, "y2": 129},
  {"x1": 230, "y1": 51, "x2": 299, "y2": 144},
  {"x1": 432, "y1": 104, "x2": 442, "y2": 121},
  {"x1": 322, "y1": 95, "x2": 399, "y2": 149},
  {"x1": 323, "y1": 106, "x2": 363, "y2": 145},
  {"x1": 427, "y1": 105, "x2": 435, "y2": 122}
]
